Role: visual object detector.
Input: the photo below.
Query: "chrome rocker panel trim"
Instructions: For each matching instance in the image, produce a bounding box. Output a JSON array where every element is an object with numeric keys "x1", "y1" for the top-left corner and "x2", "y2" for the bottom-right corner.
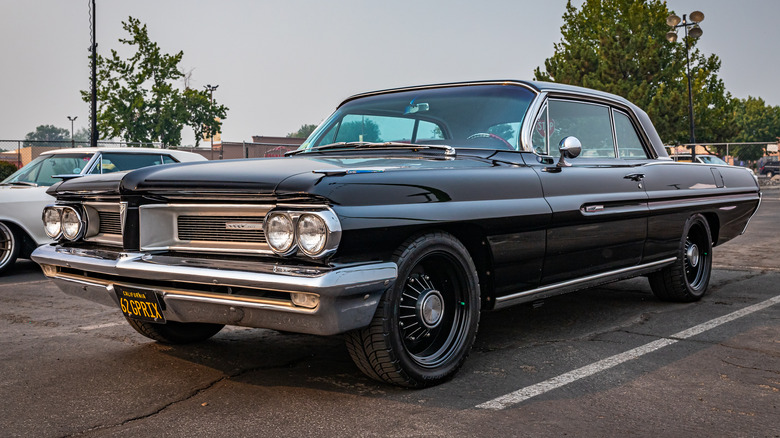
[
  {"x1": 32, "y1": 244, "x2": 397, "y2": 336},
  {"x1": 493, "y1": 257, "x2": 677, "y2": 309}
]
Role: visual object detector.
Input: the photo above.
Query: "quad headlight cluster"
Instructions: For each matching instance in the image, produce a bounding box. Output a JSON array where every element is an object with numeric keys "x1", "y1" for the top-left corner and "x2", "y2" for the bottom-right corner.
[
  {"x1": 264, "y1": 209, "x2": 341, "y2": 259},
  {"x1": 43, "y1": 205, "x2": 86, "y2": 241}
]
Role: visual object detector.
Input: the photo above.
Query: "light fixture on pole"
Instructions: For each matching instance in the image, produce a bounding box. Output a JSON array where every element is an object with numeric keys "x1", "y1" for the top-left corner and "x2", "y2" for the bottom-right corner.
[
  {"x1": 67, "y1": 116, "x2": 78, "y2": 148},
  {"x1": 666, "y1": 10, "x2": 704, "y2": 161},
  {"x1": 204, "y1": 84, "x2": 220, "y2": 160}
]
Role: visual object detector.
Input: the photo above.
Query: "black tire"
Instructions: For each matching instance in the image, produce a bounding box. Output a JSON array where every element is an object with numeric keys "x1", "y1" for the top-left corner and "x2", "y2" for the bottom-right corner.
[
  {"x1": 649, "y1": 214, "x2": 713, "y2": 302},
  {"x1": 125, "y1": 317, "x2": 224, "y2": 344},
  {"x1": 345, "y1": 231, "x2": 480, "y2": 388},
  {"x1": 0, "y1": 222, "x2": 20, "y2": 276}
]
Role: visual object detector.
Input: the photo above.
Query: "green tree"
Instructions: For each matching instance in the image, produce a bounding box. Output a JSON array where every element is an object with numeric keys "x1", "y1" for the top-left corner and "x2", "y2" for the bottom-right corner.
[
  {"x1": 82, "y1": 17, "x2": 228, "y2": 147},
  {"x1": 535, "y1": 0, "x2": 737, "y2": 145},
  {"x1": 730, "y1": 96, "x2": 780, "y2": 161},
  {"x1": 0, "y1": 161, "x2": 17, "y2": 180},
  {"x1": 23, "y1": 125, "x2": 70, "y2": 147},
  {"x1": 287, "y1": 124, "x2": 318, "y2": 139}
]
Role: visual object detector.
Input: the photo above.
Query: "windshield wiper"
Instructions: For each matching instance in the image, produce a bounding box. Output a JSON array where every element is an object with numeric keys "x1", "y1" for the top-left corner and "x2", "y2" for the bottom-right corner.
[
  {"x1": 0, "y1": 181, "x2": 38, "y2": 187},
  {"x1": 287, "y1": 141, "x2": 455, "y2": 157}
]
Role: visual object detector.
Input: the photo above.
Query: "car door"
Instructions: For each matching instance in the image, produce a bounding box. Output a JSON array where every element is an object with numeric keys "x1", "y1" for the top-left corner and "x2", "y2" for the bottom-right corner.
[{"x1": 528, "y1": 99, "x2": 650, "y2": 285}]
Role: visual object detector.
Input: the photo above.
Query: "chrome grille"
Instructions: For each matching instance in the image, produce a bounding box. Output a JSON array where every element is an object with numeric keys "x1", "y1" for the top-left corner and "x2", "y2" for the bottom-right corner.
[
  {"x1": 140, "y1": 204, "x2": 274, "y2": 255},
  {"x1": 178, "y1": 216, "x2": 265, "y2": 243},
  {"x1": 98, "y1": 211, "x2": 122, "y2": 235}
]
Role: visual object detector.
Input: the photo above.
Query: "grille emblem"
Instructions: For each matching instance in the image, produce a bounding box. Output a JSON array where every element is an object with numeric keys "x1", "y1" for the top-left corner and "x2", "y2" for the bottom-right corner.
[{"x1": 225, "y1": 222, "x2": 263, "y2": 231}]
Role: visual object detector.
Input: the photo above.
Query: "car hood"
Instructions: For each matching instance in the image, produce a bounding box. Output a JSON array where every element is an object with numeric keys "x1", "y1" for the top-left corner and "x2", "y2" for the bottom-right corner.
[
  {"x1": 49, "y1": 154, "x2": 507, "y2": 200},
  {"x1": 0, "y1": 184, "x2": 53, "y2": 205}
]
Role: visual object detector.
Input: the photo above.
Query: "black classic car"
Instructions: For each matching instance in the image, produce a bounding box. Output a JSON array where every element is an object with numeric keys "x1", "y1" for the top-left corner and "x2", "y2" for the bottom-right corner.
[{"x1": 32, "y1": 80, "x2": 761, "y2": 387}]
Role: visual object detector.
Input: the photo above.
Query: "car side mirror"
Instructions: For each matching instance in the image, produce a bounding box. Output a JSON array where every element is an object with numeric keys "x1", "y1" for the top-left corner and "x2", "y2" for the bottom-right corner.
[{"x1": 557, "y1": 136, "x2": 582, "y2": 167}]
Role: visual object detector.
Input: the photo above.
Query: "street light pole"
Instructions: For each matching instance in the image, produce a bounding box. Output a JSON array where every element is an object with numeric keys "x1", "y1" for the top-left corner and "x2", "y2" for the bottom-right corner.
[
  {"x1": 204, "y1": 84, "x2": 220, "y2": 159},
  {"x1": 89, "y1": 0, "x2": 98, "y2": 148},
  {"x1": 67, "y1": 116, "x2": 77, "y2": 148},
  {"x1": 666, "y1": 10, "x2": 704, "y2": 161}
]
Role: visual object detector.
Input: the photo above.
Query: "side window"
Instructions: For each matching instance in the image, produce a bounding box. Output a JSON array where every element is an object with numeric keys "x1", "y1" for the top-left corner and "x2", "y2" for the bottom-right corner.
[
  {"x1": 88, "y1": 156, "x2": 102, "y2": 174},
  {"x1": 98, "y1": 153, "x2": 163, "y2": 173},
  {"x1": 613, "y1": 111, "x2": 648, "y2": 159},
  {"x1": 531, "y1": 105, "x2": 549, "y2": 155},
  {"x1": 548, "y1": 100, "x2": 616, "y2": 159},
  {"x1": 161, "y1": 155, "x2": 178, "y2": 164}
]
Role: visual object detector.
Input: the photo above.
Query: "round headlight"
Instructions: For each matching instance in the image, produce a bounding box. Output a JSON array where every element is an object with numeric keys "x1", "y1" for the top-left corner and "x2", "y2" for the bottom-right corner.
[
  {"x1": 61, "y1": 207, "x2": 83, "y2": 240},
  {"x1": 297, "y1": 214, "x2": 328, "y2": 255},
  {"x1": 43, "y1": 207, "x2": 62, "y2": 239},
  {"x1": 265, "y1": 213, "x2": 294, "y2": 253}
]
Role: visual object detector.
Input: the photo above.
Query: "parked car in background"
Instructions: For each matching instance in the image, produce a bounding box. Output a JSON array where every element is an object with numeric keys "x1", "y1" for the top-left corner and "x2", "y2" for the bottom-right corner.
[
  {"x1": 757, "y1": 156, "x2": 780, "y2": 178},
  {"x1": 670, "y1": 153, "x2": 756, "y2": 176},
  {"x1": 33, "y1": 81, "x2": 761, "y2": 387},
  {"x1": 0, "y1": 148, "x2": 205, "y2": 274}
]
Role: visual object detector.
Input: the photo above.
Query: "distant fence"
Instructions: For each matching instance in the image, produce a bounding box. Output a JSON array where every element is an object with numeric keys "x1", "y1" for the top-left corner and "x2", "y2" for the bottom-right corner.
[
  {"x1": 670, "y1": 142, "x2": 779, "y2": 167},
  {"x1": 175, "y1": 141, "x2": 302, "y2": 161},
  {"x1": 0, "y1": 139, "x2": 304, "y2": 168}
]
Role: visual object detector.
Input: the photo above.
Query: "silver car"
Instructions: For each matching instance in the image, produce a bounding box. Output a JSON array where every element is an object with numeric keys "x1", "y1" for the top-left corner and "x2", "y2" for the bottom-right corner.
[{"x1": 0, "y1": 147, "x2": 206, "y2": 274}]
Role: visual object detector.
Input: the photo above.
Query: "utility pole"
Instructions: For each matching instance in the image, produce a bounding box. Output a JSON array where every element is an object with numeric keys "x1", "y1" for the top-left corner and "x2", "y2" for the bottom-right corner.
[
  {"x1": 67, "y1": 116, "x2": 77, "y2": 147},
  {"x1": 204, "y1": 84, "x2": 219, "y2": 159},
  {"x1": 90, "y1": 0, "x2": 98, "y2": 147}
]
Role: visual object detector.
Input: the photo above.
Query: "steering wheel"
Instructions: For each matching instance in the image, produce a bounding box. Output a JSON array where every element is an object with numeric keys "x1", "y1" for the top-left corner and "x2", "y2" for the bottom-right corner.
[{"x1": 466, "y1": 132, "x2": 514, "y2": 150}]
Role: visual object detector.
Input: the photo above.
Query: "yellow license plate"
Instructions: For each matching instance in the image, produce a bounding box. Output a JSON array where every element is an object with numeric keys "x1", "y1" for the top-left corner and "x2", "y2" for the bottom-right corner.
[{"x1": 114, "y1": 285, "x2": 166, "y2": 323}]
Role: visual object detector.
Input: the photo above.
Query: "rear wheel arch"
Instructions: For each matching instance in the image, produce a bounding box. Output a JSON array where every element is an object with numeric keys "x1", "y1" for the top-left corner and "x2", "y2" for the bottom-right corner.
[{"x1": 700, "y1": 212, "x2": 720, "y2": 246}]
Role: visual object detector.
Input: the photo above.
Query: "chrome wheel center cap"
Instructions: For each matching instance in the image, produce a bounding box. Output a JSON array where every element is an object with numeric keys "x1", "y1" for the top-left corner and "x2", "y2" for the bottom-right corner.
[
  {"x1": 686, "y1": 244, "x2": 700, "y2": 268},
  {"x1": 418, "y1": 290, "x2": 444, "y2": 328}
]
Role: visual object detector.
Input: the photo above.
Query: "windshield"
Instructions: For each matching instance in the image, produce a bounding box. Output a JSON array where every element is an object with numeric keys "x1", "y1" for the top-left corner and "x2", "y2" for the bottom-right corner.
[
  {"x1": 300, "y1": 84, "x2": 535, "y2": 152},
  {"x1": 1, "y1": 153, "x2": 93, "y2": 186}
]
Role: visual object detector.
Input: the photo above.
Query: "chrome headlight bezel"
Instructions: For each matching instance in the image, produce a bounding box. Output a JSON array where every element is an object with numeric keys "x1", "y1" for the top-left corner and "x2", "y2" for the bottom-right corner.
[
  {"x1": 42, "y1": 205, "x2": 86, "y2": 241},
  {"x1": 42, "y1": 206, "x2": 63, "y2": 239},
  {"x1": 61, "y1": 206, "x2": 85, "y2": 241},
  {"x1": 264, "y1": 208, "x2": 341, "y2": 259},
  {"x1": 264, "y1": 212, "x2": 296, "y2": 255}
]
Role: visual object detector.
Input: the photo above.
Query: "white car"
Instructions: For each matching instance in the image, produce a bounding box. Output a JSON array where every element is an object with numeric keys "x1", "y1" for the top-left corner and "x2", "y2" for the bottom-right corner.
[{"x1": 0, "y1": 147, "x2": 206, "y2": 274}]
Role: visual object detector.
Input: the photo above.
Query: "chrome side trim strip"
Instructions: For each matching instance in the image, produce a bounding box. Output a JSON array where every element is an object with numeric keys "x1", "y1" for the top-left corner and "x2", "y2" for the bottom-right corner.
[
  {"x1": 647, "y1": 192, "x2": 760, "y2": 212},
  {"x1": 494, "y1": 257, "x2": 676, "y2": 309}
]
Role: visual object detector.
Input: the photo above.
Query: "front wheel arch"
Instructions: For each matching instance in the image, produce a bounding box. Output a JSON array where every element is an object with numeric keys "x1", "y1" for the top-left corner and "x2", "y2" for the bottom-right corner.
[{"x1": 346, "y1": 231, "x2": 481, "y2": 387}]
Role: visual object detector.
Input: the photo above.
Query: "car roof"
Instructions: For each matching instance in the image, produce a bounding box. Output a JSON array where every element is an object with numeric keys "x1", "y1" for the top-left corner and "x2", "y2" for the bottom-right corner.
[
  {"x1": 40, "y1": 147, "x2": 206, "y2": 162},
  {"x1": 342, "y1": 79, "x2": 634, "y2": 107}
]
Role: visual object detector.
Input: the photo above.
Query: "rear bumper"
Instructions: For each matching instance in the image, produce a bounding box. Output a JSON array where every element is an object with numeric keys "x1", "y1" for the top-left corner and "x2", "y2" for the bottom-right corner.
[{"x1": 32, "y1": 244, "x2": 397, "y2": 335}]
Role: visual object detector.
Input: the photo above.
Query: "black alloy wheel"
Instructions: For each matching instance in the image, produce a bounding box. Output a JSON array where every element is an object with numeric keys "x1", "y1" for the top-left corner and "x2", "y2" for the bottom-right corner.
[
  {"x1": 346, "y1": 231, "x2": 480, "y2": 387},
  {"x1": 649, "y1": 214, "x2": 713, "y2": 302}
]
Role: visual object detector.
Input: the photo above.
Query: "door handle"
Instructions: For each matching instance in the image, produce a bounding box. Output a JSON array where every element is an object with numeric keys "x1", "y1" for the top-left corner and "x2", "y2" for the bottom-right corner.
[{"x1": 624, "y1": 173, "x2": 645, "y2": 181}]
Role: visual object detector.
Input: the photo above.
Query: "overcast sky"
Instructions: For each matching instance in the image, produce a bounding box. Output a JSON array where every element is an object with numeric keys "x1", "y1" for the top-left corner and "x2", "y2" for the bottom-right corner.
[{"x1": 2, "y1": 0, "x2": 779, "y2": 145}]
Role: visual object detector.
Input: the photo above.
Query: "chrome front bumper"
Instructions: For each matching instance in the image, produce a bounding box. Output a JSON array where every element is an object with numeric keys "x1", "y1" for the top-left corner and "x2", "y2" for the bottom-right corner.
[{"x1": 32, "y1": 244, "x2": 397, "y2": 335}]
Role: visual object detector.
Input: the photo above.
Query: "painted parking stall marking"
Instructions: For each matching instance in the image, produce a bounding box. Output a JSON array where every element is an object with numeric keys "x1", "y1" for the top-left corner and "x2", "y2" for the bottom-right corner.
[{"x1": 476, "y1": 294, "x2": 780, "y2": 410}]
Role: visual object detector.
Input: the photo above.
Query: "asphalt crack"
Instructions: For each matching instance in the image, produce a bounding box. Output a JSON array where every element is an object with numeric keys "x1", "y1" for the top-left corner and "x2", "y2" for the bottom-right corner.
[{"x1": 61, "y1": 354, "x2": 313, "y2": 437}]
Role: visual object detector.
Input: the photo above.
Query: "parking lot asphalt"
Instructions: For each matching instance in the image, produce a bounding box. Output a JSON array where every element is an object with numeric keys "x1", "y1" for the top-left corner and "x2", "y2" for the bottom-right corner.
[{"x1": 1, "y1": 186, "x2": 778, "y2": 437}]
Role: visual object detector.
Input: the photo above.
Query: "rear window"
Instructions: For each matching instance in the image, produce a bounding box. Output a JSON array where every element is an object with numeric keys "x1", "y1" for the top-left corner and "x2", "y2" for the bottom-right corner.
[{"x1": 89, "y1": 153, "x2": 177, "y2": 174}]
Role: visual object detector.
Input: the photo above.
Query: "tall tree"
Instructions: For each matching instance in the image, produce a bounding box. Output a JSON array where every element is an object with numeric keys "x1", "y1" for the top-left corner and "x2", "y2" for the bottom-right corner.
[
  {"x1": 730, "y1": 96, "x2": 780, "y2": 161},
  {"x1": 82, "y1": 17, "x2": 228, "y2": 147},
  {"x1": 535, "y1": 0, "x2": 737, "y2": 144},
  {"x1": 24, "y1": 125, "x2": 70, "y2": 147},
  {"x1": 287, "y1": 124, "x2": 318, "y2": 139}
]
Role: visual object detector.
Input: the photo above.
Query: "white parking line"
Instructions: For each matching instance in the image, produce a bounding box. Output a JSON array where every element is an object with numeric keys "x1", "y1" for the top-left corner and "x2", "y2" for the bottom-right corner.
[{"x1": 476, "y1": 294, "x2": 780, "y2": 410}]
